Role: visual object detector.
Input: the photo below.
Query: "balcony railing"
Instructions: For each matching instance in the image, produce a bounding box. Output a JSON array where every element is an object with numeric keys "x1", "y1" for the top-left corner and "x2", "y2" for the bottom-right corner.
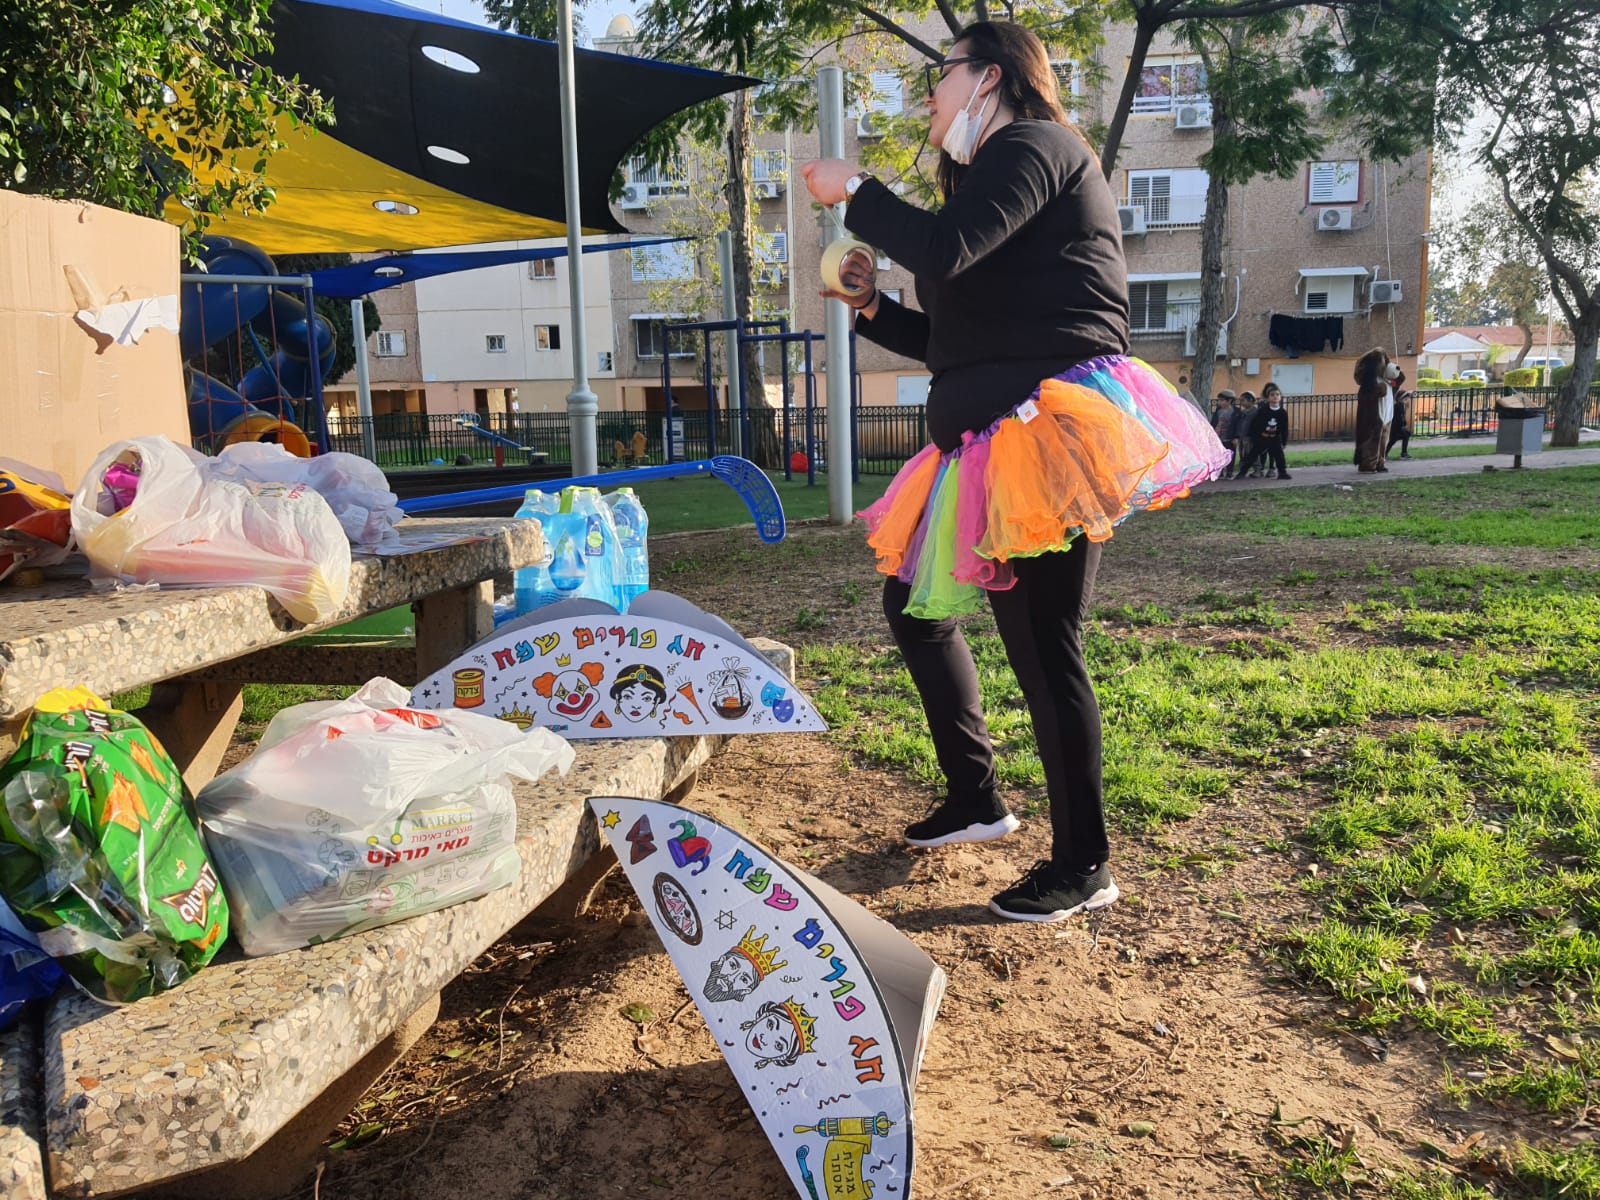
[
  {"x1": 1131, "y1": 90, "x2": 1210, "y2": 115},
  {"x1": 1128, "y1": 191, "x2": 1208, "y2": 228},
  {"x1": 1130, "y1": 297, "x2": 1200, "y2": 337}
]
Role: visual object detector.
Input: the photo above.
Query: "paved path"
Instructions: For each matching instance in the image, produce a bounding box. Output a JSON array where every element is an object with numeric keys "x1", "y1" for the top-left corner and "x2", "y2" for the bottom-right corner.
[{"x1": 1203, "y1": 438, "x2": 1600, "y2": 492}]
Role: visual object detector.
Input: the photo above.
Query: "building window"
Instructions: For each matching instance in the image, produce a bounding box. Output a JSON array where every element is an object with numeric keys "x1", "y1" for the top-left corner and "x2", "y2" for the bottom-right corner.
[
  {"x1": 868, "y1": 70, "x2": 904, "y2": 115},
  {"x1": 752, "y1": 149, "x2": 789, "y2": 185},
  {"x1": 485, "y1": 333, "x2": 507, "y2": 353},
  {"x1": 876, "y1": 250, "x2": 893, "y2": 271},
  {"x1": 882, "y1": 288, "x2": 902, "y2": 305},
  {"x1": 1127, "y1": 274, "x2": 1201, "y2": 334},
  {"x1": 375, "y1": 330, "x2": 406, "y2": 357},
  {"x1": 631, "y1": 242, "x2": 696, "y2": 282},
  {"x1": 623, "y1": 155, "x2": 690, "y2": 194},
  {"x1": 597, "y1": 351, "x2": 613, "y2": 372},
  {"x1": 1132, "y1": 55, "x2": 1208, "y2": 114},
  {"x1": 1308, "y1": 160, "x2": 1361, "y2": 205},
  {"x1": 1298, "y1": 267, "x2": 1366, "y2": 313},
  {"x1": 529, "y1": 258, "x2": 556, "y2": 279},
  {"x1": 1128, "y1": 168, "x2": 1209, "y2": 228},
  {"x1": 633, "y1": 316, "x2": 697, "y2": 360},
  {"x1": 535, "y1": 325, "x2": 561, "y2": 352}
]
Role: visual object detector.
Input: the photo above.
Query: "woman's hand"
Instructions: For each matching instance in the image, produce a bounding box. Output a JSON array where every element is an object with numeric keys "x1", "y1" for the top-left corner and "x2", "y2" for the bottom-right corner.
[
  {"x1": 800, "y1": 158, "x2": 861, "y2": 205},
  {"x1": 819, "y1": 245, "x2": 879, "y2": 317}
]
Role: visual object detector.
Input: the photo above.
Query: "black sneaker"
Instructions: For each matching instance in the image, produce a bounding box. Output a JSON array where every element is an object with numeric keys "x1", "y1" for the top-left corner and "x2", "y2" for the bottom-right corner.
[
  {"x1": 1277, "y1": 472, "x2": 1293, "y2": 480},
  {"x1": 904, "y1": 796, "x2": 1020, "y2": 848},
  {"x1": 989, "y1": 861, "x2": 1120, "y2": 923}
]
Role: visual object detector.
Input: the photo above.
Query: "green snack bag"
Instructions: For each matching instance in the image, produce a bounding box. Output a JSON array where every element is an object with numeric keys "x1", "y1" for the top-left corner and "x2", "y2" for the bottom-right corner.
[{"x1": 0, "y1": 690, "x2": 229, "y2": 1003}]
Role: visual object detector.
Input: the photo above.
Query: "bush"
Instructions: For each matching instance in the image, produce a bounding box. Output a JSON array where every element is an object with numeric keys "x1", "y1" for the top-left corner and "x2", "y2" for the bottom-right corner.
[
  {"x1": 1504, "y1": 367, "x2": 1540, "y2": 387},
  {"x1": 1417, "y1": 367, "x2": 1443, "y2": 380}
]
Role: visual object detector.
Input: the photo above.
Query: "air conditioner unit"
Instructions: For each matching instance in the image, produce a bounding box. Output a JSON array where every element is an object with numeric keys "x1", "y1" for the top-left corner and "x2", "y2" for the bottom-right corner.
[
  {"x1": 1118, "y1": 205, "x2": 1147, "y2": 236},
  {"x1": 1369, "y1": 279, "x2": 1402, "y2": 304},
  {"x1": 1174, "y1": 104, "x2": 1212, "y2": 130},
  {"x1": 857, "y1": 112, "x2": 883, "y2": 139},
  {"x1": 1318, "y1": 206, "x2": 1354, "y2": 231},
  {"x1": 757, "y1": 265, "x2": 784, "y2": 286},
  {"x1": 754, "y1": 181, "x2": 782, "y2": 200},
  {"x1": 619, "y1": 182, "x2": 649, "y2": 210},
  {"x1": 1184, "y1": 325, "x2": 1229, "y2": 357}
]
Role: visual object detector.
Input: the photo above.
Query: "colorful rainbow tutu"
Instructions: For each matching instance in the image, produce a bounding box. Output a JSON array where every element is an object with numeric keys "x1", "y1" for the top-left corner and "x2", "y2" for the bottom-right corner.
[{"x1": 859, "y1": 355, "x2": 1231, "y2": 619}]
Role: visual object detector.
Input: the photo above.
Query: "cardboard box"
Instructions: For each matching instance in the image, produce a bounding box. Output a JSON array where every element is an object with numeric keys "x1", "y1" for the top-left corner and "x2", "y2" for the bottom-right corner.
[{"x1": 0, "y1": 191, "x2": 189, "y2": 488}]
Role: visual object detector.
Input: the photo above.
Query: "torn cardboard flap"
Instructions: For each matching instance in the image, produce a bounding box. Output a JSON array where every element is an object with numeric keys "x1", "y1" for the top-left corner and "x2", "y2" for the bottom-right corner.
[
  {"x1": 1, "y1": 192, "x2": 188, "y2": 487},
  {"x1": 75, "y1": 295, "x2": 181, "y2": 347}
]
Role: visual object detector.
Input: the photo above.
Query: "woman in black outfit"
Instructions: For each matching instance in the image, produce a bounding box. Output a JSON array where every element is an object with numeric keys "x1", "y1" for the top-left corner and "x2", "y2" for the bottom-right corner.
[{"x1": 802, "y1": 21, "x2": 1226, "y2": 922}]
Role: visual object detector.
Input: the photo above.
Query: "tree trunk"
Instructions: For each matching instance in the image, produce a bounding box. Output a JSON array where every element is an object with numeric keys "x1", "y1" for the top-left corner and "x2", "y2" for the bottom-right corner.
[
  {"x1": 1514, "y1": 325, "x2": 1532, "y2": 367},
  {"x1": 1100, "y1": 17, "x2": 1157, "y2": 179},
  {"x1": 1189, "y1": 109, "x2": 1233, "y2": 409},
  {"x1": 1550, "y1": 305, "x2": 1598, "y2": 447},
  {"x1": 723, "y1": 86, "x2": 780, "y2": 467}
]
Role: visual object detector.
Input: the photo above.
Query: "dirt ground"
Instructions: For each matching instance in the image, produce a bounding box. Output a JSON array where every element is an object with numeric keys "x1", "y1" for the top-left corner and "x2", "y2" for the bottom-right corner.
[{"x1": 265, "y1": 516, "x2": 1586, "y2": 1200}]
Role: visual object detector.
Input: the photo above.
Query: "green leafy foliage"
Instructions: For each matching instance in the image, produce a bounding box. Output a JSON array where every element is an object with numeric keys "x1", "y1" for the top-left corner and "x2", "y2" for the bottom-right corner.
[{"x1": 0, "y1": 0, "x2": 330, "y2": 249}]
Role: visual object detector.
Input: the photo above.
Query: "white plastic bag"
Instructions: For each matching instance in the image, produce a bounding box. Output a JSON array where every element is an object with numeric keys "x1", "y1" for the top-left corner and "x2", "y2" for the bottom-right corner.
[
  {"x1": 195, "y1": 678, "x2": 574, "y2": 956},
  {"x1": 210, "y1": 442, "x2": 405, "y2": 548},
  {"x1": 70, "y1": 436, "x2": 351, "y2": 623}
]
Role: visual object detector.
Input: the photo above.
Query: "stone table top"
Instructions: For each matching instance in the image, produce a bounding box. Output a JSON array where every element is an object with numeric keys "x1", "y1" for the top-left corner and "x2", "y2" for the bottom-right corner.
[{"x1": 0, "y1": 518, "x2": 543, "y2": 720}]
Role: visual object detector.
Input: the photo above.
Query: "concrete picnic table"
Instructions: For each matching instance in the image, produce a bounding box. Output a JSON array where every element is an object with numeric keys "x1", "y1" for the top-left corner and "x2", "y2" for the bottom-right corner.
[{"x1": 0, "y1": 516, "x2": 794, "y2": 1199}]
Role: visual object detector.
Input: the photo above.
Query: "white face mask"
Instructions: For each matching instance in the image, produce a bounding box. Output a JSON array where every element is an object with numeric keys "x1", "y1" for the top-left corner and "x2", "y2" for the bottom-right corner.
[
  {"x1": 1384, "y1": 362, "x2": 1400, "y2": 381},
  {"x1": 943, "y1": 72, "x2": 995, "y2": 166}
]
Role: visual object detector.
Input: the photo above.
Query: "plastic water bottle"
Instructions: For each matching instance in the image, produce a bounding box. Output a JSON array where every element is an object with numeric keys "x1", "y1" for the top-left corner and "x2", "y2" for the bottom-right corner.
[
  {"x1": 561, "y1": 486, "x2": 621, "y2": 608},
  {"x1": 547, "y1": 519, "x2": 587, "y2": 596},
  {"x1": 514, "y1": 489, "x2": 561, "y2": 615},
  {"x1": 607, "y1": 488, "x2": 649, "y2": 609}
]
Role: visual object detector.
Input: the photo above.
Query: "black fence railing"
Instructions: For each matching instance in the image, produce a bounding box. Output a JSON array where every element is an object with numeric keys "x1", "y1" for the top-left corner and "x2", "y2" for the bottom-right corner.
[
  {"x1": 320, "y1": 407, "x2": 934, "y2": 476},
  {"x1": 1220, "y1": 386, "x2": 1600, "y2": 442},
  {"x1": 246, "y1": 384, "x2": 1600, "y2": 478}
]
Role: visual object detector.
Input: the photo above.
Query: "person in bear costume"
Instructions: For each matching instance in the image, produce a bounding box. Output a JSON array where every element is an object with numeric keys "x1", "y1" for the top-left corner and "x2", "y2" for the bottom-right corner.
[{"x1": 1353, "y1": 348, "x2": 1402, "y2": 472}]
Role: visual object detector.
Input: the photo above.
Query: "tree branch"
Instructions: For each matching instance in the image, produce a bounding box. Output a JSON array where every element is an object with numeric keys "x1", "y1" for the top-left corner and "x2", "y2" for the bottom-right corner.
[{"x1": 850, "y1": 1, "x2": 944, "y2": 60}]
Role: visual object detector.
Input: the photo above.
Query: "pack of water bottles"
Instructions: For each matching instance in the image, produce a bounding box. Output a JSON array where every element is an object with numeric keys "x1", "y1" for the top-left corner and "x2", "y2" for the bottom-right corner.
[{"x1": 513, "y1": 485, "x2": 650, "y2": 616}]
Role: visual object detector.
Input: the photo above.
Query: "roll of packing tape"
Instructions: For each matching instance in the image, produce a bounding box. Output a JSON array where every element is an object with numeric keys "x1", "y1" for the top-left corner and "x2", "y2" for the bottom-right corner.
[{"x1": 820, "y1": 238, "x2": 876, "y2": 299}]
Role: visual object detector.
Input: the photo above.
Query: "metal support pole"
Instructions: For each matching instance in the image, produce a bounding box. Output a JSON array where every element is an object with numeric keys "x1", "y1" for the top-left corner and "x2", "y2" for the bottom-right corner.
[
  {"x1": 703, "y1": 332, "x2": 717, "y2": 458},
  {"x1": 818, "y1": 65, "x2": 854, "y2": 525},
  {"x1": 780, "y1": 337, "x2": 792, "y2": 481},
  {"x1": 350, "y1": 298, "x2": 376, "y2": 462},
  {"x1": 557, "y1": 0, "x2": 598, "y2": 476},
  {"x1": 804, "y1": 334, "x2": 817, "y2": 488},
  {"x1": 716, "y1": 231, "x2": 744, "y2": 456},
  {"x1": 302, "y1": 276, "x2": 329, "y2": 454}
]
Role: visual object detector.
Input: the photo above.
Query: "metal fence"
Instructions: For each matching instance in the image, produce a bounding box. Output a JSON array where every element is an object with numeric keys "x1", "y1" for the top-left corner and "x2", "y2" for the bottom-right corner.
[
  {"x1": 1272, "y1": 386, "x2": 1600, "y2": 442},
  {"x1": 295, "y1": 383, "x2": 1600, "y2": 478},
  {"x1": 322, "y1": 406, "x2": 933, "y2": 476}
]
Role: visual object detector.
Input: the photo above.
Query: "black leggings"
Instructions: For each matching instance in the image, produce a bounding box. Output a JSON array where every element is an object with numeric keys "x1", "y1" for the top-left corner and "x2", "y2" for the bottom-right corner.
[
  {"x1": 882, "y1": 537, "x2": 1109, "y2": 870},
  {"x1": 1244, "y1": 438, "x2": 1287, "y2": 476}
]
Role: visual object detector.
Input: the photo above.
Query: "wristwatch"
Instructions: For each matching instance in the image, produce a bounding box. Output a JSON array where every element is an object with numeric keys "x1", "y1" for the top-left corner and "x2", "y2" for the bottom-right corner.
[{"x1": 843, "y1": 171, "x2": 873, "y2": 199}]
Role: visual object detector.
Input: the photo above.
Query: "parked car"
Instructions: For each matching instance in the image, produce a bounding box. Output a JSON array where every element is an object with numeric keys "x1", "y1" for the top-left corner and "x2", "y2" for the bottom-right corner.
[
  {"x1": 1458, "y1": 369, "x2": 1488, "y2": 383},
  {"x1": 1524, "y1": 356, "x2": 1566, "y2": 374}
]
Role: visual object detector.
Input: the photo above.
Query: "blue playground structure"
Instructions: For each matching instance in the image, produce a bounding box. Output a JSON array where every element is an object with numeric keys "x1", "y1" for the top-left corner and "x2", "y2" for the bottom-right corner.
[{"x1": 181, "y1": 237, "x2": 332, "y2": 456}]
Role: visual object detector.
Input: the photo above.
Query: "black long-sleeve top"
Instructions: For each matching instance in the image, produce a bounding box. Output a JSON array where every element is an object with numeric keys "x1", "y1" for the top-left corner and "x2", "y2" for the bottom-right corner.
[
  {"x1": 844, "y1": 119, "x2": 1130, "y2": 452},
  {"x1": 1250, "y1": 403, "x2": 1289, "y2": 444}
]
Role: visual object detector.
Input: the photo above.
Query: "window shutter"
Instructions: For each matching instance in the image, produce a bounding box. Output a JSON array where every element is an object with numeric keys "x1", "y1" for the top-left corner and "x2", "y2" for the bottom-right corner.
[
  {"x1": 1306, "y1": 290, "x2": 1329, "y2": 311},
  {"x1": 870, "y1": 71, "x2": 903, "y2": 115}
]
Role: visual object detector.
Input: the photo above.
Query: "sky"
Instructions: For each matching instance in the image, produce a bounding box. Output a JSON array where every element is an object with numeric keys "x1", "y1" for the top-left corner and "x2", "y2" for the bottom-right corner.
[{"x1": 394, "y1": 0, "x2": 638, "y2": 46}]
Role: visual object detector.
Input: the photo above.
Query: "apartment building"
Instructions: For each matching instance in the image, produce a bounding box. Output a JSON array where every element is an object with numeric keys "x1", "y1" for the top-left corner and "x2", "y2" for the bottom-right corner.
[
  {"x1": 323, "y1": 277, "x2": 427, "y2": 425},
  {"x1": 333, "y1": 16, "x2": 1427, "y2": 424},
  {"x1": 1098, "y1": 28, "x2": 1428, "y2": 400}
]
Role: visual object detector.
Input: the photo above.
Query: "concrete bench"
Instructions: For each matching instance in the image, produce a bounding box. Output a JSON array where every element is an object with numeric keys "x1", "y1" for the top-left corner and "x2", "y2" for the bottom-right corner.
[
  {"x1": 0, "y1": 517, "x2": 789, "y2": 1198},
  {"x1": 0, "y1": 651, "x2": 786, "y2": 1198}
]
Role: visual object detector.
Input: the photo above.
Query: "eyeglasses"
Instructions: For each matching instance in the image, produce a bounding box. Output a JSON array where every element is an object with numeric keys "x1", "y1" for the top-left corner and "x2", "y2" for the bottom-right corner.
[{"x1": 924, "y1": 56, "x2": 988, "y2": 95}]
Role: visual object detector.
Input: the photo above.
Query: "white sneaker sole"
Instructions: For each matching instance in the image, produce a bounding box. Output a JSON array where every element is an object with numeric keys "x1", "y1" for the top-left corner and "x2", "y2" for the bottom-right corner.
[
  {"x1": 988, "y1": 881, "x2": 1120, "y2": 923},
  {"x1": 904, "y1": 813, "x2": 1021, "y2": 848}
]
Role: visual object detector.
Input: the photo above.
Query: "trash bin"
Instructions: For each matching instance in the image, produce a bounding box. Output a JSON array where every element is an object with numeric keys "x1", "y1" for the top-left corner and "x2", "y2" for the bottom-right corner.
[{"x1": 1495, "y1": 399, "x2": 1544, "y2": 457}]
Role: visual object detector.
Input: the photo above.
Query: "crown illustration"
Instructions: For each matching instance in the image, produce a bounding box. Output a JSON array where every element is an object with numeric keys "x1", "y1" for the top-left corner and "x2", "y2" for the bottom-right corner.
[
  {"x1": 778, "y1": 997, "x2": 818, "y2": 1055},
  {"x1": 615, "y1": 663, "x2": 661, "y2": 688},
  {"x1": 733, "y1": 925, "x2": 787, "y2": 979},
  {"x1": 501, "y1": 706, "x2": 535, "y2": 730},
  {"x1": 556, "y1": 653, "x2": 572, "y2": 667}
]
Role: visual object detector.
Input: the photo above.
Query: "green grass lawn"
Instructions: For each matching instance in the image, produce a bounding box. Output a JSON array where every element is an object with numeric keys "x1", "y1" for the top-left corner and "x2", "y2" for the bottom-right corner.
[
  {"x1": 629, "y1": 472, "x2": 885, "y2": 537},
  {"x1": 802, "y1": 469, "x2": 1600, "y2": 1199},
  {"x1": 1285, "y1": 441, "x2": 1500, "y2": 468},
  {"x1": 1227, "y1": 464, "x2": 1600, "y2": 549}
]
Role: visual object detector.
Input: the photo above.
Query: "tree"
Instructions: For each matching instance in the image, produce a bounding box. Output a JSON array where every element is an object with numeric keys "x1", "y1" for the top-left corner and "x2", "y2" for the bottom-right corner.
[
  {"x1": 0, "y1": 0, "x2": 329, "y2": 248},
  {"x1": 1376, "y1": 0, "x2": 1600, "y2": 442},
  {"x1": 1433, "y1": 195, "x2": 1550, "y2": 366},
  {"x1": 1173, "y1": 13, "x2": 1322, "y2": 405}
]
